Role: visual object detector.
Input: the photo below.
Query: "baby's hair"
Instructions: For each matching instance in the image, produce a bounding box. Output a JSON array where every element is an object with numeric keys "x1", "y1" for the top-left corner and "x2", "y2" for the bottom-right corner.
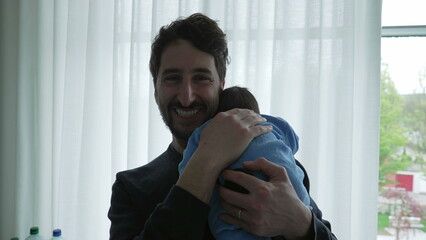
[{"x1": 218, "y1": 86, "x2": 260, "y2": 114}]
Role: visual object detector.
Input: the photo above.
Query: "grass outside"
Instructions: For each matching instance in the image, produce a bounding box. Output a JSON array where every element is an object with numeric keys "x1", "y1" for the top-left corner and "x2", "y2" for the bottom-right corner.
[
  {"x1": 422, "y1": 219, "x2": 426, "y2": 232},
  {"x1": 378, "y1": 213, "x2": 391, "y2": 235},
  {"x1": 378, "y1": 213, "x2": 426, "y2": 234}
]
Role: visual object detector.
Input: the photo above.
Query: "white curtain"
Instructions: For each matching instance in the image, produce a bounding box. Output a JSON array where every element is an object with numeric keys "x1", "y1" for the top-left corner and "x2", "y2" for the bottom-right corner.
[{"x1": 0, "y1": 0, "x2": 381, "y2": 239}]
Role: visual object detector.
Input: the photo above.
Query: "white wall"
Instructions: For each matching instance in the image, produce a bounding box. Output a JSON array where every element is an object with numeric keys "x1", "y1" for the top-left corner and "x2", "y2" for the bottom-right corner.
[{"x1": 413, "y1": 172, "x2": 426, "y2": 193}]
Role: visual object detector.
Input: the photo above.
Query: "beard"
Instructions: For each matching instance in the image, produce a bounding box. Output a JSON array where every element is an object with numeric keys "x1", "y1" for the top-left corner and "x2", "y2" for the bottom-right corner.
[
  {"x1": 159, "y1": 100, "x2": 218, "y2": 142},
  {"x1": 169, "y1": 124, "x2": 194, "y2": 142}
]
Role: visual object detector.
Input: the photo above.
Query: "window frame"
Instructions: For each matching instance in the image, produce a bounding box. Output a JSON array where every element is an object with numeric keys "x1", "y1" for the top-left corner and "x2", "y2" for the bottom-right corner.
[{"x1": 381, "y1": 25, "x2": 426, "y2": 37}]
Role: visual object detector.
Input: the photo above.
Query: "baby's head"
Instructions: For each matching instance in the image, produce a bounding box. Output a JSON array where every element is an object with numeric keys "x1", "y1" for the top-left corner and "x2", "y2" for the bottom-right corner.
[{"x1": 218, "y1": 86, "x2": 260, "y2": 114}]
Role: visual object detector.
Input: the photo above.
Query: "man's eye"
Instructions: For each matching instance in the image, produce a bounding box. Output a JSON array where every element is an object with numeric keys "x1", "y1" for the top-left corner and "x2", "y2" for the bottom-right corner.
[
  {"x1": 195, "y1": 75, "x2": 211, "y2": 81},
  {"x1": 164, "y1": 75, "x2": 180, "y2": 82}
]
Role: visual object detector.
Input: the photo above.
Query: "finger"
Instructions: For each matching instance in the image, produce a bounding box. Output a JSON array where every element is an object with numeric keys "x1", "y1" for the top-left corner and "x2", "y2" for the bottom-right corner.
[
  {"x1": 221, "y1": 169, "x2": 263, "y2": 193},
  {"x1": 241, "y1": 112, "x2": 266, "y2": 125},
  {"x1": 219, "y1": 211, "x2": 250, "y2": 230},
  {"x1": 225, "y1": 108, "x2": 255, "y2": 119},
  {"x1": 221, "y1": 200, "x2": 253, "y2": 222},
  {"x1": 219, "y1": 202, "x2": 250, "y2": 229},
  {"x1": 250, "y1": 124, "x2": 273, "y2": 137},
  {"x1": 220, "y1": 199, "x2": 242, "y2": 217},
  {"x1": 222, "y1": 109, "x2": 271, "y2": 136},
  {"x1": 218, "y1": 185, "x2": 251, "y2": 209},
  {"x1": 243, "y1": 157, "x2": 290, "y2": 182},
  {"x1": 239, "y1": 111, "x2": 263, "y2": 123},
  {"x1": 229, "y1": 108, "x2": 267, "y2": 125}
]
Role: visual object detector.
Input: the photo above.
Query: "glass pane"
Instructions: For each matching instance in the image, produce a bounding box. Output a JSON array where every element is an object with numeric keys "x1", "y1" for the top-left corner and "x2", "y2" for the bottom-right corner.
[
  {"x1": 378, "y1": 37, "x2": 426, "y2": 239},
  {"x1": 381, "y1": 37, "x2": 426, "y2": 94},
  {"x1": 382, "y1": 0, "x2": 426, "y2": 26}
]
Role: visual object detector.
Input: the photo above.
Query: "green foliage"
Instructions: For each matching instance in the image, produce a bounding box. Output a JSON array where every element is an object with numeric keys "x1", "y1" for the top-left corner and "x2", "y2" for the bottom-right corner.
[
  {"x1": 379, "y1": 63, "x2": 409, "y2": 187},
  {"x1": 378, "y1": 63, "x2": 426, "y2": 236},
  {"x1": 402, "y1": 93, "x2": 426, "y2": 170}
]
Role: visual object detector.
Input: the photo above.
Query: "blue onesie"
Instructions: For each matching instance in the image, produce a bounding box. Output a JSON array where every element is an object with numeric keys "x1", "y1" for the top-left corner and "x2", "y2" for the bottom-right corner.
[{"x1": 178, "y1": 114, "x2": 310, "y2": 240}]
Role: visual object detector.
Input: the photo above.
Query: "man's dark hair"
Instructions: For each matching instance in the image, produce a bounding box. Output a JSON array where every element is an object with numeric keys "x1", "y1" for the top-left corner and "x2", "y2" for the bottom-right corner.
[
  {"x1": 150, "y1": 13, "x2": 229, "y2": 84},
  {"x1": 218, "y1": 86, "x2": 260, "y2": 114}
]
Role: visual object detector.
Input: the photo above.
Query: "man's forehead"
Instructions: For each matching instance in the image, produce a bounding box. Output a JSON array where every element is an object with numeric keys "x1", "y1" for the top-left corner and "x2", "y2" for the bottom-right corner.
[
  {"x1": 161, "y1": 67, "x2": 214, "y2": 75},
  {"x1": 159, "y1": 40, "x2": 218, "y2": 74}
]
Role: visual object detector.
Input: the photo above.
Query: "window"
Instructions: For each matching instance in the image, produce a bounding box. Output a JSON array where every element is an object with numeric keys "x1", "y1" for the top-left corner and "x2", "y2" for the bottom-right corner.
[{"x1": 377, "y1": 1, "x2": 426, "y2": 239}]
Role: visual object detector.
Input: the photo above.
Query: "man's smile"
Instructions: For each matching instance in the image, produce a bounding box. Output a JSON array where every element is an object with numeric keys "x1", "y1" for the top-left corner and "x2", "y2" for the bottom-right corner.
[{"x1": 175, "y1": 107, "x2": 202, "y2": 118}]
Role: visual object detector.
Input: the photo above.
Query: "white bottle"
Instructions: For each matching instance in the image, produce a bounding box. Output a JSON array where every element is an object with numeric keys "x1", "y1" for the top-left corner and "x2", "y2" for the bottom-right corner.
[
  {"x1": 50, "y1": 229, "x2": 64, "y2": 240},
  {"x1": 24, "y1": 227, "x2": 45, "y2": 240}
]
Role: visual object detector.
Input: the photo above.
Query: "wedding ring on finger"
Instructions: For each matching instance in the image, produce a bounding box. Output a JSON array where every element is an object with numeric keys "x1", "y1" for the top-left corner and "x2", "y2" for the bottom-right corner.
[{"x1": 237, "y1": 209, "x2": 242, "y2": 220}]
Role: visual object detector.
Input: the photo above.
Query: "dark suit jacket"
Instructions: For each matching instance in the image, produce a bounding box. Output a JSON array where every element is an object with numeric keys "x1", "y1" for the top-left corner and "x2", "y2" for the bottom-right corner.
[{"x1": 108, "y1": 144, "x2": 337, "y2": 240}]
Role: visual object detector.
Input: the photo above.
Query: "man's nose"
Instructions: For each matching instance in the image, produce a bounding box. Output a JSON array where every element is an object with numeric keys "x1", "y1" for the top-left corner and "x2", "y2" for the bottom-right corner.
[{"x1": 178, "y1": 80, "x2": 196, "y2": 107}]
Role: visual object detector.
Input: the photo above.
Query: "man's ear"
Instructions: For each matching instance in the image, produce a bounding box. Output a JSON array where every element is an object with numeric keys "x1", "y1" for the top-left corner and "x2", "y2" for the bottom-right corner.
[{"x1": 220, "y1": 81, "x2": 225, "y2": 89}]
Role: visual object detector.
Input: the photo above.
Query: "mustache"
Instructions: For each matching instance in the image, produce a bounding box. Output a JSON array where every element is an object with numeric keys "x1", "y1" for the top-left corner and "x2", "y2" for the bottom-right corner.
[{"x1": 168, "y1": 101, "x2": 207, "y2": 109}]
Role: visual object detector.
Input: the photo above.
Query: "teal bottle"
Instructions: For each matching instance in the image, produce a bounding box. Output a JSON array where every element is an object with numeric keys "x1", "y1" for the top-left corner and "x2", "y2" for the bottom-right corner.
[
  {"x1": 50, "y1": 229, "x2": 64, "y2": 240},
  {"x1": 24, "y1": 227, "x2": 45, "y2": 240}
]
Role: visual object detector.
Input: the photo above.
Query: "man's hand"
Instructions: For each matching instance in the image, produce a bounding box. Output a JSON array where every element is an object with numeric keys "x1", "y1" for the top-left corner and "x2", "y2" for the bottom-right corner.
[
  {"x1": 218, "y1": 158, "x2": 314, "y2": 240},
  {"x1": 197, "y1": 109, "x2": 272, "y2": 169},
  {"x1": 177, "y1": 109, "x2": 272, "y2": 204}
]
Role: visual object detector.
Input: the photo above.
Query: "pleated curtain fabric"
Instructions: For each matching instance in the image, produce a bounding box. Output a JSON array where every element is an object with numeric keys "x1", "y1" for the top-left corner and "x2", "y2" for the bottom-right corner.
[{"x1": 0, "y1": 0, "x2": 381, "y2": 239}]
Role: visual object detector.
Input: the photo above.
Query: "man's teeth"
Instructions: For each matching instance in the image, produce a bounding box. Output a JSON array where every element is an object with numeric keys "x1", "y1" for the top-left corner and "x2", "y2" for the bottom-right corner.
[{"x1": 176, "y1": 108, "x2": 199, "y2": 117}]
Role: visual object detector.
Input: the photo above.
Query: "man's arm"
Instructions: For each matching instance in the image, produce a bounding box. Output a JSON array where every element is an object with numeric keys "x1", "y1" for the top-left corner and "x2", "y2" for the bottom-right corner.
[
  {"x1": 309, "y1": 198, "x2": 337, "y2": 240},
  {"x1": 109, "y1": 179, "x2": 146, "y2": 240},
  {"x1": 109, "y1": 180, "x2": 211, "y2": 240},
  {"x1": 143, "y1": 186, "x2": 212, "y2": 240}
]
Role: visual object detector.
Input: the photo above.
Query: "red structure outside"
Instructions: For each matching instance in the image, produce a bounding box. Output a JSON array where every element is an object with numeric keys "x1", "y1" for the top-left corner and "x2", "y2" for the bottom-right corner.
[{"x1": 395, "y1": 174, "x2": 414, "y2": 191}]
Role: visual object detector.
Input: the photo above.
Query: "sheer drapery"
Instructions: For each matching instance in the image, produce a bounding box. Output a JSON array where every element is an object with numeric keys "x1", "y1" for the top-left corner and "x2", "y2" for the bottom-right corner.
[{"x1": 0, "y1": 0, "x2": 381, "y2": 239}]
